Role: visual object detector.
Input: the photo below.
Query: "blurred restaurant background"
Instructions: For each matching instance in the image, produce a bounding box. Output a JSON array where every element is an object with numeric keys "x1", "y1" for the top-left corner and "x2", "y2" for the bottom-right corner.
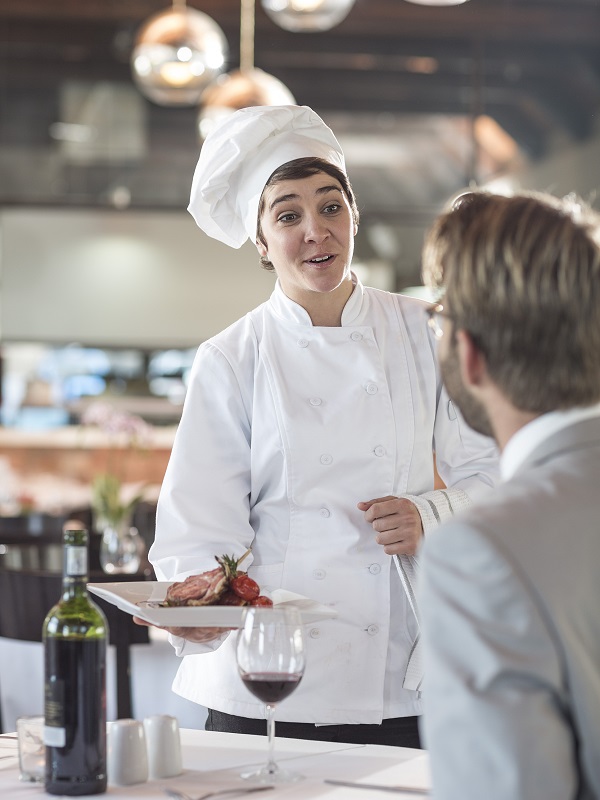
[{"x1": 1, "y1": 0, "x2": 599, "y2": 731}]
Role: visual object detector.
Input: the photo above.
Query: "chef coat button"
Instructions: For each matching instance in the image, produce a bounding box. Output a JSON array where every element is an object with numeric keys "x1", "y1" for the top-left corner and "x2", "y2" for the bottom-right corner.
[
  {"x1": 298, "y1": 338, "x2": 309, "y2": 348},
  {"x1": 309, "y1": 397, "x2": 322, "y2": 406},
  {"x1": 374, "y1": 446, "x2": 386, "y2": 457},
  {"x1": 313, "y1": 569, "x2": 326, "y2": 580},
  {"x1": 366, "y1": 624, "x2": 379, "y2": 636},
  {"x1": 320, "y1": 454, "x2": 333, "y2": 465},
  {"x1": 319, "y1": 507, "x2": 331, "y2": 518},
  {"x1": 368, "y1": 563, "x2": 381, "y2": 575},
  {"x1": 365, "y1": 382, "x2": 378, "y2": 395},
  {"x1": 309, "y1": 628, "x2": 321, "y2": 639},
  {"x1": 350, "y1": 331, "x2": 363, "y2": 342}
]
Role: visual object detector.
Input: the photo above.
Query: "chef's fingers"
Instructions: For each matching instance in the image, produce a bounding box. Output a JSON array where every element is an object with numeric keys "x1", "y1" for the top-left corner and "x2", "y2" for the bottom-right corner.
[
  {"x1": 163, "y1": 626, "x2": 232, "y2": 644},
  {"x1": 361, "y1": 496, "x2": 414, "y2": 523},
  {"x1": 357, "y1": 495, "x2": 397, "y2": 513},
  {"x1": 382, "y1": 538, "x2": 421, "y2": 557}
]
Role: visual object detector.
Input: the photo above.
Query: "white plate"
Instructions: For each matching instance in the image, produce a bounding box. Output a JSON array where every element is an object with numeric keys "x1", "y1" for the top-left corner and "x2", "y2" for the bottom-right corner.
[{"x1": 87, "y1": 581, "x2": 337, "y2": 628}]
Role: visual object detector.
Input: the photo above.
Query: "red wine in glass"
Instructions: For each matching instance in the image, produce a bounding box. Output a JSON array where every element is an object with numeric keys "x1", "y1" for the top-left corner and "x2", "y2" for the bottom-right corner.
[
  {"x1": 241, "y1": 672, "x2": 303, "y2": 705},
  {"x1": 236, "y1": 606, "x2": 306, "y2": 783}
]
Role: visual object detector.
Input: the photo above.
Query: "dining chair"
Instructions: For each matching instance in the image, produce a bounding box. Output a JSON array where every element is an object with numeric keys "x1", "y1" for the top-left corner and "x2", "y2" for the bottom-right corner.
[{"x1": 0, "y1": 549, "x2": 150, "y2": 732}]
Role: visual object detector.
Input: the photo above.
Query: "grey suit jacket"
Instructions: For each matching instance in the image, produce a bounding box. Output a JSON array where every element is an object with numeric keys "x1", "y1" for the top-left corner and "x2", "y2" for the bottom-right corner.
[{"x1": 419, "y1": 416, "x2": 600, "y2": 800}]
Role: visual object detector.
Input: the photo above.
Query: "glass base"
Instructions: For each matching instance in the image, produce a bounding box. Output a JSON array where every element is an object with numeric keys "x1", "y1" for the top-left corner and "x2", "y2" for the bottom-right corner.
[{"x1": 240, "y1": 763, "x2": 304, "y2": 784}]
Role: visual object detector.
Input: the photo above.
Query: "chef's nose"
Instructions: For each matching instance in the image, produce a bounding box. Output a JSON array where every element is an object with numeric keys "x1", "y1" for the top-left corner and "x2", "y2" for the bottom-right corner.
[{"x1": 304, "y1": 214, "x2": 329, "y2": 243}]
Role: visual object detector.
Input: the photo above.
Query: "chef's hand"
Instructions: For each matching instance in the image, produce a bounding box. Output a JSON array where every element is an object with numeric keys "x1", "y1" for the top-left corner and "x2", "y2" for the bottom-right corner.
[
  {"x1": 358, "y1": 496, "x2": 423, "y2": 556},
  {"x1": 133, "y1": 617, "x2": 231, "y2": 644}
]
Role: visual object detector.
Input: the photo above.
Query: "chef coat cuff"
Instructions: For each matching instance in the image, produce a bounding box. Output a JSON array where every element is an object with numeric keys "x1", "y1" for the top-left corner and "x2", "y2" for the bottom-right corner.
[
  {"x1": 168, "y1": 631, "x2": 231, "y2": 657},
  {"x1": 402, "y1": 487, "x2": 471, "y2": 535}
]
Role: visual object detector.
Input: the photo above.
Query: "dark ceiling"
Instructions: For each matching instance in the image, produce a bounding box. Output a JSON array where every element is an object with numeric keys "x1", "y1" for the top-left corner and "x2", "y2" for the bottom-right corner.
[{"x1": 1, "y1": 0, "x2": 599, "y2": 278}]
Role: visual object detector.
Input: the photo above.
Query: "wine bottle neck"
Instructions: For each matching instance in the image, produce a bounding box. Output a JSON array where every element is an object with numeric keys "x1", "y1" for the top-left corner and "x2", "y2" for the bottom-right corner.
[
  {"x1": 63, "y1": 545, "x2": 88, "y2": 580},
  {"x1": 60, "y1": 527, "x2": 91, "y2": 601},
  {"x1": 61, "y1": 575, "x2": 89, "y2": 601}
]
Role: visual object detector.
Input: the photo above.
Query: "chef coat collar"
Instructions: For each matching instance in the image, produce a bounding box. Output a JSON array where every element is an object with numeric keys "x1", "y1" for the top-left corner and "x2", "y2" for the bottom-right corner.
[{"x1": 269, "y1": 271, "x2": 365, "y2": 327}]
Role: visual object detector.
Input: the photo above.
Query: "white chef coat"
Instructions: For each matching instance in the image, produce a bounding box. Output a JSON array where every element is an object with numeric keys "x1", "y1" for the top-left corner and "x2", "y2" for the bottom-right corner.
[{"x1": 150, "y1": 275, "x2": 499, "y2": 725}]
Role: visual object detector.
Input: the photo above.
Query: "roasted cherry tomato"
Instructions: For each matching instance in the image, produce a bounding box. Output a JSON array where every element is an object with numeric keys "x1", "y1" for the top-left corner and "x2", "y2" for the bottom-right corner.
[
  {"x1": 230, "y1": 573, "x2": 260, "y2": 601},
  {"x1": 250, "y1": 595, "x2": 273, "y2": 607}
]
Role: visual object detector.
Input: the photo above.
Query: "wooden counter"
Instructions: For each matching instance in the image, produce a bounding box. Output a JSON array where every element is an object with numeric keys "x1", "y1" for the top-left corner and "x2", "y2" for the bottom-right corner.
[{"x1": 0, "y1": 425, "x2": 175, "y2": 486}]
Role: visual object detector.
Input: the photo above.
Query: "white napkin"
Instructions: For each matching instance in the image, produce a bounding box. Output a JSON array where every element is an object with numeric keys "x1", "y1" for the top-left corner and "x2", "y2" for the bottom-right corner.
[{"x1": 394, "y1": 555, "x2": 423, "y2": 693}]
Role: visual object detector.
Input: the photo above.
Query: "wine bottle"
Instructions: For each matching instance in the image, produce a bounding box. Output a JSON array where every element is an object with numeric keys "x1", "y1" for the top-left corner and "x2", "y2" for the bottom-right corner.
[{"x1": 43, "y1": 521, "x2": 108, "y2": 796}]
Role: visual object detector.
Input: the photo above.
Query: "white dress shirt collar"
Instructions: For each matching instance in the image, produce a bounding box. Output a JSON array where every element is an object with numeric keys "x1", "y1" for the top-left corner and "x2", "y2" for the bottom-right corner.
[{"x1": 501, "y1": 402, "x2": 600, "y2": 481}]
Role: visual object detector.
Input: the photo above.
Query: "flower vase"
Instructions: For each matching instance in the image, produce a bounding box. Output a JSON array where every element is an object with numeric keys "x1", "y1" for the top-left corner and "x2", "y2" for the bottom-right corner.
[{"x1": 99, "y1": 518, "x2": 146, "y2": 575}]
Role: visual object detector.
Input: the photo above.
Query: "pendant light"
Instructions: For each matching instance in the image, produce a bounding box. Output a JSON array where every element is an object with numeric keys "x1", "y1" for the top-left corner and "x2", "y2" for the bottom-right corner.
[
  {"x1": 198, "y1": 0, "x2": 295, "y2": 141},
  {"x1": 403, "y1": 0, "x2": 470, "y2": 5},
  {"x1": 131, "y1": 0, "x2": 229, "y2": 107},
  {"x1": 261, "y1": 0, "x2": 356, "y2": 33}
]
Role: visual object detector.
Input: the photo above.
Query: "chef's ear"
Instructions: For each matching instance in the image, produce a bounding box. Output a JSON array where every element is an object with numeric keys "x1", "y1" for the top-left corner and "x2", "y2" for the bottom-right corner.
[
  {"x1": 256, "y1": 238, "x2": 268, "y2": 258},
  {"x1": 353, "y1": 222, "x2": 358, "y2": 237}
]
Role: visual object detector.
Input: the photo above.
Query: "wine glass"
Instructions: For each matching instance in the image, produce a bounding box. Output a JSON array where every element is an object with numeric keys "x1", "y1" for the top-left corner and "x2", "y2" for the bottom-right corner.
[{"x1": 236, "y1": 605, "x2": 306, "y2": 783}]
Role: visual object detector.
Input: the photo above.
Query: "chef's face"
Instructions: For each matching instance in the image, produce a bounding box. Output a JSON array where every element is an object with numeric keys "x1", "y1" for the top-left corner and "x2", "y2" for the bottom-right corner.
[
  {"x1": 257, "y1": 171, "x2": 357, "y2": 306},
  {"x1": 439, "y1": 325, "x2": 495, "y2": 440}
]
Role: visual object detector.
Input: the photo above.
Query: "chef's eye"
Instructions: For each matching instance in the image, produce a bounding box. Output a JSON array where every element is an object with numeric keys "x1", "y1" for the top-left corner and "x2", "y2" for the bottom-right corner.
[
  {"x1": 323, "y1": 203, "x2": 341, "y2": 214},
  {"x1": 277, "y1": 212, "x2": 298, "y2": 223}
]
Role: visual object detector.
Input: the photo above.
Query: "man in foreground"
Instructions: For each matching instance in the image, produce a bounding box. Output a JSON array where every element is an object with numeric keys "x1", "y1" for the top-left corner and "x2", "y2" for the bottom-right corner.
[{"x1": 419, "y1": 191, "x2": 600, "y2": 799}]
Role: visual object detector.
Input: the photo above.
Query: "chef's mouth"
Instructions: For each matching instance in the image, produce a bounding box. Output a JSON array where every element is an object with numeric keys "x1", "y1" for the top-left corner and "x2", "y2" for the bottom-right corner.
[{"x1": 306, "y1": 255, "x2": 335, "y2": 265}]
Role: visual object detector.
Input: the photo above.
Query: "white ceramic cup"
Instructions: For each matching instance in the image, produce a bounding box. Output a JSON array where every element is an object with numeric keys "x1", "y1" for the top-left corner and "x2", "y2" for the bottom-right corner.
[
  {"x1": 143, "y1": 714, "x2": 183, "y2": 779},
  {"x1": 107, "y1": 719, "x2": 148, "y2": 786}
]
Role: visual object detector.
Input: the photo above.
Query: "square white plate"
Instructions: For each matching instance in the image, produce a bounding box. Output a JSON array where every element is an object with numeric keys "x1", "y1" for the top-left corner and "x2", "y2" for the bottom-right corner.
[{"x1": 87, "y1": 581, "x2": 337, "y2": 627}]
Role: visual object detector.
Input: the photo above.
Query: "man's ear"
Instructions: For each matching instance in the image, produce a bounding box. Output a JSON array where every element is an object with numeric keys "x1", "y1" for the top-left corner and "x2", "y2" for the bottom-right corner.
[{"x1": 455, "y1": 329, "x2": 488, "y2": 390}]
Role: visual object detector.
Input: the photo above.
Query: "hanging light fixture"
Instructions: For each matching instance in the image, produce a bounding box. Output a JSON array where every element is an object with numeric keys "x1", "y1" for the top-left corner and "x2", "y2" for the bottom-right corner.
[
  {"x1": 198, "y1": 0, "x2": 295, "y2": 141},
  {"x1": 261, "y1": 0, "x2": 356, "y2": 33},
  {"x1": 403, "y1": 0, "x2": 470, "y2": 6},
  {"x1": 131, "y1": 0, "x2": 229, "y2": 107}
]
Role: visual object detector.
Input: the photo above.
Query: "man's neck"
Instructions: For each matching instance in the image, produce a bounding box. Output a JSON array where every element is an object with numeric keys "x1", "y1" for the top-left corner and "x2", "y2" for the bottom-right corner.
[{"x1": 486, "y1": 390, "x2": 539, "y2": 452}]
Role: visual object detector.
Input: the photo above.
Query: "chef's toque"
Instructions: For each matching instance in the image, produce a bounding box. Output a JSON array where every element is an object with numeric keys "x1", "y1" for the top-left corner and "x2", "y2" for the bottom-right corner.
[{"x1": 187, "y1": 105, "x2": 346, "y2": 249}]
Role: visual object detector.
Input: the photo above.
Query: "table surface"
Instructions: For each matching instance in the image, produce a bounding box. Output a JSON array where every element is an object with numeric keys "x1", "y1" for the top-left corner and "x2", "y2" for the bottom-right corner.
[{"x1": 0, "y1": 727, "x2": 431, "y2": 799}]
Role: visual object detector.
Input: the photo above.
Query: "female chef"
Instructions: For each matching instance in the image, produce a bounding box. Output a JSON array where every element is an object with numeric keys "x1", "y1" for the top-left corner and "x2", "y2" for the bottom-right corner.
[{"x1": 148, "y1": 105, "x2": 499, "y2": 748}]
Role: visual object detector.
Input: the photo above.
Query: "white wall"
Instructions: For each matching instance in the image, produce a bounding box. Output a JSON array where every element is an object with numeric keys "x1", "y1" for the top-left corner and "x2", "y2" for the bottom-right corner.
[{"x1": 0, "y1": 208, "x2": 276, "y2": 348}]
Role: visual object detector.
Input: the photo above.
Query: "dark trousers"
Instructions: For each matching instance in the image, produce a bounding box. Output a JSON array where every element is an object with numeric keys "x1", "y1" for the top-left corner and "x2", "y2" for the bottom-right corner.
[{"x1": 206, "y1": 709, "x2": 422, "y2": 749}]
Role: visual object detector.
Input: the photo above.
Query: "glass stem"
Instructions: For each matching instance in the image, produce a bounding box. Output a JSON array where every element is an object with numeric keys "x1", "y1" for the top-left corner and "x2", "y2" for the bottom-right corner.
[{"x1": 265, "y1": 703, "x2": 277, "y2": 775}]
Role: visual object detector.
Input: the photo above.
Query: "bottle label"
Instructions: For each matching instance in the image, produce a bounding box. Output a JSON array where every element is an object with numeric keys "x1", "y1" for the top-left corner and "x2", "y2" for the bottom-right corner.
[
  {"x1": 65, "y1": 546, "x2": 87, "y2": 576},
  {"x1": 44, "y1": 724, "x2": 66, "y2": 748},
  {"x1": 44, "y1": 676, "x2": 66, "y2": 747}
]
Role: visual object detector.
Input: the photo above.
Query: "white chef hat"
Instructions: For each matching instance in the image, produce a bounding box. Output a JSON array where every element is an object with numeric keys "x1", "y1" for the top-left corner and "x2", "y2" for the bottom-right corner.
[{"x1": 187, "y1": 105, "x2": 346, "y2": 249}]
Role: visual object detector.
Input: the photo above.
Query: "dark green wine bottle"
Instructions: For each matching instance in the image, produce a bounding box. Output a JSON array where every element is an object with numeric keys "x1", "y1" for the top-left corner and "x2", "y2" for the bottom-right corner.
[{"x1": 43, "y1": 521, "x2": 108, "y2": 796}]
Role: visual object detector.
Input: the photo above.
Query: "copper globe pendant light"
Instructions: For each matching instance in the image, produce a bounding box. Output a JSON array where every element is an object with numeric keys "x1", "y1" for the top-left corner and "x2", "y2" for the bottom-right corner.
[
  {"x1": 403, "y1": 0, "x2": 470, "y2": 5},
  {"x1": 198, "y1": 0, "x2": 296, "y2": 141},
  {"x1": 261, "y1": 0, "x2": 356, "y2": 33},
  {"x1": 131, "y1": 0, "x2": 229, "y2": 106}
]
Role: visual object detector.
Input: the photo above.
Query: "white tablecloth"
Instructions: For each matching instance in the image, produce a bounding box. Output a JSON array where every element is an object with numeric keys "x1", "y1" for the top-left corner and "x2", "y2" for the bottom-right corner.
[{"x1": 0, "y1": 728, "x2": 431, "y2": 798}]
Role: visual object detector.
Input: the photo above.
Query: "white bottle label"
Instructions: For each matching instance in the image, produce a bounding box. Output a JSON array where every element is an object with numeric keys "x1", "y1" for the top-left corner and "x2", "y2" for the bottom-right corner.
[
  {"x1": 66, "y1": 546, "x2": 87, "y2": 576},
  {"x1": 44, "y1": 725, "x2": 66, "y2": 748}
]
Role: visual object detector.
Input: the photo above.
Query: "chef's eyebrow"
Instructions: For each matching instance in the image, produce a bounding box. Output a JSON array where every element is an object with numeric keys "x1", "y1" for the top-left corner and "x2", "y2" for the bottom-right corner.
[{"x1": 269, "y1": 184, "x2": 342, "y2": 212}]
